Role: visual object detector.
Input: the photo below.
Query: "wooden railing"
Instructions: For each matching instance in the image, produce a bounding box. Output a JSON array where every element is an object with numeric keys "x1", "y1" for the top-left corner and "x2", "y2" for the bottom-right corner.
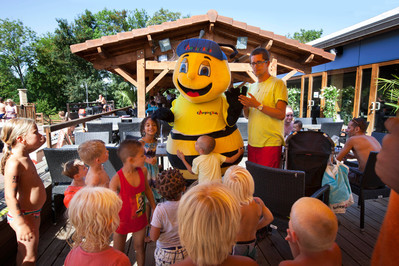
[{"x1": 43, "y1": 106, "x2": 131, "y2": 148}]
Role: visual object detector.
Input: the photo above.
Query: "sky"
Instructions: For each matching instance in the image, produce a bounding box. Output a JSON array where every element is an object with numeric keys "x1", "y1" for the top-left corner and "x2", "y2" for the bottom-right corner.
[{"x1": 1, "y1": 0, "x2": 399, "y2": 39}]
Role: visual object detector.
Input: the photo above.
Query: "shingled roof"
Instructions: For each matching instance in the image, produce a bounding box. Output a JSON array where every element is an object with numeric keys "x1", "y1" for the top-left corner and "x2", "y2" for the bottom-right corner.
[{"x1": 70, "y1": 9, "x2": 334, "y2": 88}]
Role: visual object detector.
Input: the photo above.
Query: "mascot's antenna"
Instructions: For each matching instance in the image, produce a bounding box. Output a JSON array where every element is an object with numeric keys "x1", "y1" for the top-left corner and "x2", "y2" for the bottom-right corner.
[
  {"x1": 198, "y1": 29, "x2": 205, "y2": 39},
  {"x1": 218, "y1": 43, "x2": 239, "y2": 60}
]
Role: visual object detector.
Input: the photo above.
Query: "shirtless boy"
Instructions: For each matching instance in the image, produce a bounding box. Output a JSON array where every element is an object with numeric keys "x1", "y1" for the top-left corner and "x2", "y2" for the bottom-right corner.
[
  {"x1": 77, "y1": 140, "x2": 110, "y2": 187},
  {"x1": 223, "y1": 165, "x2": 273, "y2": 260},
  {"x1": 336, "y1": 117, "x2": 381, "y2": 172},
  {"x1": 280, "y1": 197, "x2": 342, "y2": 266}
]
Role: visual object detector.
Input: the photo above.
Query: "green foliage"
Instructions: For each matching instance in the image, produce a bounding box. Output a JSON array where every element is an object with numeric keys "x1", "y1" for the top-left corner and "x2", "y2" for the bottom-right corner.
[
  {"x1": 0, "y1": 60, "x2": 20, "y2": 98},
  {"x1": 340, "y1": 86, "x2": 355, "y2": 124},
  {"x1": 286, "y1": 29, "x2": 323, "y2": 43},
  {"x1": 147, "y1": 8, "x2": 182, "y2": 26},
  {"x1": 0, "y1": 19, "x2": 36, "y2": 88},
  {"x1": 378, "y1": 74, "x2": 399, "y2": 113},
  {"x1": 321, "y1": 85, "x2": 340, "y2": 120},
  {"x1": 287, "y1": 87, "x2": 301, "y2": 117},
  {"x1": 0, "y1": 8, "x2": 186, "y2": 113},
  {"x1": 35, "y1": 98, "x2": 57, "y2": 116},
  {"x1": 108, "y1": 74, "x2": 137, "y2": 108}
]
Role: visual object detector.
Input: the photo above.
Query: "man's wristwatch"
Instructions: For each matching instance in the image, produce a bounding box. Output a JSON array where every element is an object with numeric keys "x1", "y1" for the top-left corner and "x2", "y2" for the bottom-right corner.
[{"x1": 257, "y1": 104, "x2": 263, "y2": 111}]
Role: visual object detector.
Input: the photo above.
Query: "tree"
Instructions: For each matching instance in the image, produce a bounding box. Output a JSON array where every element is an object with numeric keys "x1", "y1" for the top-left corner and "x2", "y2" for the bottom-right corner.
[
  {"x1": 0, "y1": 19, "x2": 36, "y2": 89},
  {"x1": 2, "y1": 8, "x2": 186, "y2": 114},
  {"x1": 287, "y1": 29, "x2": 323, "y2": 43},
  {"x1": 0, "y1": 59, "x2": 20, "y2": 99},
  {"x1": 147, "y1": 8, "x2": 184, "y2": 26}
]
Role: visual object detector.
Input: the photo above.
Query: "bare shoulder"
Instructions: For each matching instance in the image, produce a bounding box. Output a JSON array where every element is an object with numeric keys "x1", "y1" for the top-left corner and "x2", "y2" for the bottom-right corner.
[
  {"x1": 109, "y1": 172, "x2": 120, "y2": 190},
  {"x1": 4, "y1": 156, "x2": 21, "y2": 173}
]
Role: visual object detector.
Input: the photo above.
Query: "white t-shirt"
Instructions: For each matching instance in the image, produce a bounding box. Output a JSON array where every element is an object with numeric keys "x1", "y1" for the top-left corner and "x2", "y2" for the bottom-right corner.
[
  {"x1": 192, "y1": 153, "x2": 226, "y2": 183},
  {"x1": 151, "y1": 201, "x2": 181, "y2": 249}
]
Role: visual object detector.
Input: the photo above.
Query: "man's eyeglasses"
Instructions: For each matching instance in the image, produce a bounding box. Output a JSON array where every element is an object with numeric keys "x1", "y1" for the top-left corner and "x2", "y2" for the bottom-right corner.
[{"x1": 250, "y1": 60, "x2": 268, "y2": 67}]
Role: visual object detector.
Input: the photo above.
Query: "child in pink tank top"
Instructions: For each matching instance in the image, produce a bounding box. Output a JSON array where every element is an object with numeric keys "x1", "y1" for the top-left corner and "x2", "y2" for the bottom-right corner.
[{"x1": 110, "y1": 140, "x2": 156, "y2": 266}]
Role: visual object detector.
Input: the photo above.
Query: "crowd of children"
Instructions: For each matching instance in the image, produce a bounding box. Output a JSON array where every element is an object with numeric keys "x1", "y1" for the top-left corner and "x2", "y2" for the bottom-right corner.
[{"x1": 5, "y1": 116, "x2": 399, "y2": 266}]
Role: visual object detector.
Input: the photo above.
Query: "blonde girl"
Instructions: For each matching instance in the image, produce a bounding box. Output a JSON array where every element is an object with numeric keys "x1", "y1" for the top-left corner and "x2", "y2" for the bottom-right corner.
[
  {"x1": 64, "y1": 187, "x2": 130, "y2": 265},
  {"x1": 1, "y1": 118, "x2": 46, "y2": 265},
  {"x1": 176, "y1": 183, "x2": 257, "y2": 266}
]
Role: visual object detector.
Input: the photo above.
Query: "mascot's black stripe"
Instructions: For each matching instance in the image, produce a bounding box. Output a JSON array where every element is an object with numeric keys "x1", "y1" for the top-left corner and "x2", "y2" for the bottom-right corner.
[
  {"x1": 171, "y1": 124, "x2": 237, "y2": 141},
  {"x1": 167, "y1": 149, "x2": 243, "y2": 170}
]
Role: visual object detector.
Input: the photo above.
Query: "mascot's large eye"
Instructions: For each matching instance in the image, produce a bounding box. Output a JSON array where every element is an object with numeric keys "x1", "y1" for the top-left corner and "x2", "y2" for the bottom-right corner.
[
  {"x1": 198, "y1": 61, "x2": 211, "y2": 76},
  {"x1": 179, "y1": 58, "x2": 188, "y2": 73}
]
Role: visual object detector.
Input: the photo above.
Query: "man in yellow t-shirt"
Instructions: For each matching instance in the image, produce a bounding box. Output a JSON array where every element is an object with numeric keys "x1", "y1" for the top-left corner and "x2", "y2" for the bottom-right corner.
[{"x1": 239, "y1": 48, "x2": 288, "y2": 168}]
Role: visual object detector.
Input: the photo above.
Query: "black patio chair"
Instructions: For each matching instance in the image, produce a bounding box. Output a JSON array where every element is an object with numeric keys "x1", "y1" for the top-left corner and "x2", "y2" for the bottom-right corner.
[
  {"x1": 106, "y1": 146, "x2": 123, "y2": 171},
  {"x1": 348, "y1": 151, "x2": 391, "y2": 229},
  {"x1": 115, "y1": 110, "x2": 128, "y2": 117},
  {"x1": 371, "y1": 131, "x2": 386, "y2": 146},
  {"x1": 44, "y1": 147, "x2": 117, "y2": 222},
  {"x1": 118, "y1": 122, "x2": 139, "y2": 143},
  {"x1": 295, "y1": 117, "x2": 312, "y2": 125},
  {"x1": 121, "y1": 131, "x2": 142, "y2": 142},
  {"x1": 86, "y1": 122, "x2": 113, "y2": 143},
  {"x1": 285, "y1": 131, "x2": 334, "y2": 196},
  {"x1": 246, "y1": 161, "x2": 330, "y2": 231},
  {"x1": 75, "y1": 131, "x2": 109, "y2": 145},
  {"x1": 316, "y1": 117, "x2": 334, "y2": 124},
  {"x1": 320, "y1": 122, "x2": 344, "y2": 138}
]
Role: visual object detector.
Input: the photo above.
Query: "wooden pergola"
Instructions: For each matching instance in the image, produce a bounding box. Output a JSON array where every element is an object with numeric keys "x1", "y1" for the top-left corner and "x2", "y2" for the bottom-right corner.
[{"x1": 70, "y1": 9, "x2": 335, "y2": 117}]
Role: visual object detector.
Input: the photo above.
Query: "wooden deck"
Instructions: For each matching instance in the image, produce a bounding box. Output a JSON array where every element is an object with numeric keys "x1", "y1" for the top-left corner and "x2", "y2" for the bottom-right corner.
[{"x1": 1, "y1": 193, "x2": 388, "y2": 266}]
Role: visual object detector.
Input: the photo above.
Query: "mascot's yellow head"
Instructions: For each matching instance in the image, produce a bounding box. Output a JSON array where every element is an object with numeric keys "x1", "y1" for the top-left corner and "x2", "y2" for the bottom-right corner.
[{"x1": 173, "y1": 38, "x2": 231, "y2": 104}]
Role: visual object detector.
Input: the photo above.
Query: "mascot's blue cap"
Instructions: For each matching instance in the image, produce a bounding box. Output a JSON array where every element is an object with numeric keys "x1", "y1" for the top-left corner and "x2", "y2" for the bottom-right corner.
[{"x1": 176, "y1": 38, "x2": 227, "y2": 61}]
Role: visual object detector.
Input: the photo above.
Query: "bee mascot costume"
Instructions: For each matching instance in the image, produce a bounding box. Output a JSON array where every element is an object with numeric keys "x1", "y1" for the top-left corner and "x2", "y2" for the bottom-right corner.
[{"x1": 153, "y1": 38, "x2": 246, "y2": 180}]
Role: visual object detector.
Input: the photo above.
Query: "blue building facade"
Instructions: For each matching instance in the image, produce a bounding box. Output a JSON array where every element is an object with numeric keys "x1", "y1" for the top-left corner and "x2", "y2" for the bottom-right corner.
[{"x1": 286, "y1": 8, "x2": 399, "y2": 133}]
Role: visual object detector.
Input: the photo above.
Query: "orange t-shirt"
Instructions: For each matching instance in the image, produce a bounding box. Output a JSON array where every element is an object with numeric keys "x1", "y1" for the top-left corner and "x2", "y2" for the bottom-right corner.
[
  {"x1": 63, "y1": 186, "x2": 84, "y2": 208},
  {"x1": 372, "y1": 190, "x2": 399, "y2": 265}
]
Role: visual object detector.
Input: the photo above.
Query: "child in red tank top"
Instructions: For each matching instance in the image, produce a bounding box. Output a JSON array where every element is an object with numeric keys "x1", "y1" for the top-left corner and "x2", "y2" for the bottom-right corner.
[{"x1": 110, "y1": 140, "x2": 156, "y2": 266}]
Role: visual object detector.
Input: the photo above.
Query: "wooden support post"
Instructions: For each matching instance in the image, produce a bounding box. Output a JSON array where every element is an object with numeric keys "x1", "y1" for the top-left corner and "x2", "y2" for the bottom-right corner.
[
  {"x1": 270, "y1": 58, "x2": 277, "y2": 77},
  {"x1": 137, "y1": 50, "x2": 146, "y2": 118},
  {"x1": 300, "y1": 76, "x2": 305, "y2": 118},
  {"x1": 282, "y1": 70, "x2": 298, "y2": 83},
  {"x1": 367, "y1": 64, "x2": 379, "y2": 133},
  {"x1": 307, "y1": 76, "x2": 313, "y2": 117},
  {"x1": 353, "y1": 66, "x2": 362, "y2": 118},
  {"x1": 44, "y1": 126, "x2": 52, "y2": 148},
  {"x1": 321, "y1": 72, "x2": 328, "y2": 116}
]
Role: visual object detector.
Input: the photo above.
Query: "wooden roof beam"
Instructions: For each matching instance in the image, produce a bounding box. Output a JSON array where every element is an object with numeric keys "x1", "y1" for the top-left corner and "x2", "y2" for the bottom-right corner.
[
  {"x1": 302, "y1": 53, "x2": 314, "y2": 64},
  {"x1": 265, "y1": 40, "x2": 273, "y2": 50},
  {"x1": 113, "y1": 67, "x2": 138, "y2": 87},
  {"x1": 228, "y1": 62, "x2": 252, "y2": 72},
  {"x1": 97, "y1": 47, "x2": 110, "y2": 59},
  {"x1": 281, "y1": 69, "x2": 298, "y2": 83},
  {"x1": 93, "y1": 51, "x2": 139, "y2": 69},
  {"x1": 146, "y1": 61, "x2": 177, "y2": 70},
  {"x1": 236, "y1": 53, "x2": 250, "y2": 62},
  {"x1": 271, "y1": 53, "x2": 311, "y2": 74},
  {"x1": 146, "y1": 68, "x2": 172, "y2": 93}
]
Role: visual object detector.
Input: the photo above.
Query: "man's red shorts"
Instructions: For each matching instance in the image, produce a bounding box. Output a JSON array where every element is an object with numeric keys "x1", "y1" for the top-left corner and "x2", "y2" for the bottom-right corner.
[{"x1": 248, "y1": 145, "x2": 282, "y2": 168}]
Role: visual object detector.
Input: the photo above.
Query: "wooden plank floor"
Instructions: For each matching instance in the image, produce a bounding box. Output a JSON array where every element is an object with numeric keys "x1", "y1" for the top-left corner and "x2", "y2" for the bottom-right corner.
[{"x1": 18, "y1": 194, "x2": 387, "y2": 266}]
